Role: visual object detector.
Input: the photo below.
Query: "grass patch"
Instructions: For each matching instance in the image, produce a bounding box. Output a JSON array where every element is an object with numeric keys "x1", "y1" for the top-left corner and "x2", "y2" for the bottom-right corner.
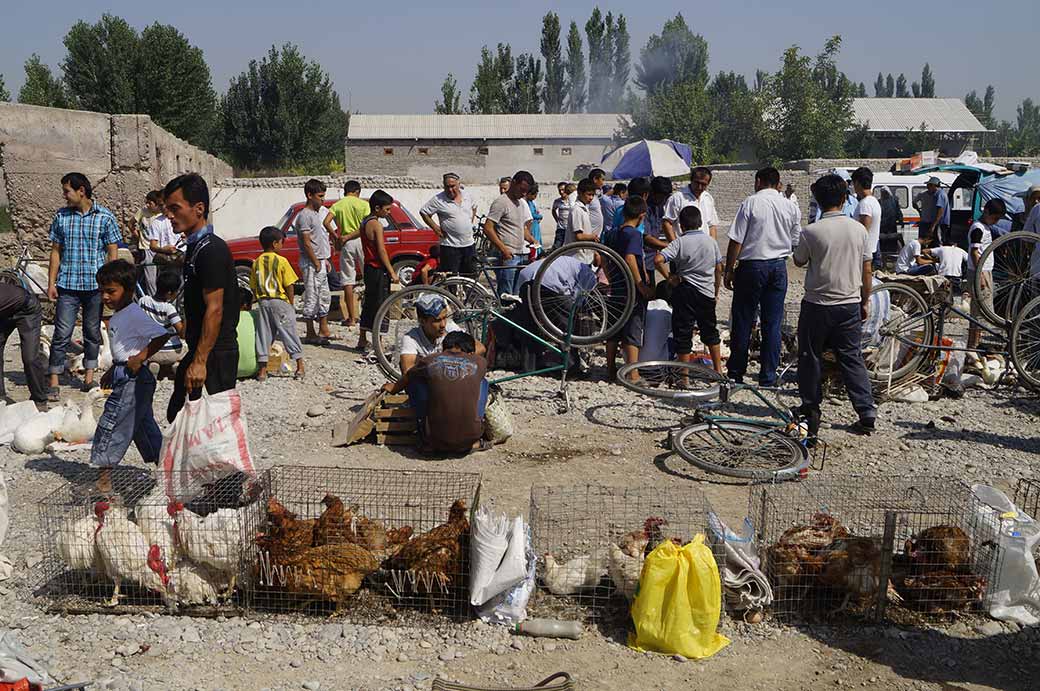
[{"x1": 0, "y1": 206, "x2": 12, "y2": 233}]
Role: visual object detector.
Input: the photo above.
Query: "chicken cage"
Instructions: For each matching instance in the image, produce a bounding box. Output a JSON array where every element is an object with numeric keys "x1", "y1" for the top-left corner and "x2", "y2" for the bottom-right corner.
[
  {"x1": 36, "y1": 466, "x2": 260, "y2": 615},
  {"x1": 528, "y1": 484, "x2": 717, "y2": 623},
  {"x1": 751, "y1": 476, "x2": 1001, "y2": 624},
  {"x1": 240, "y1": 465, "x2": 482, "y2": 621},
  {"x1": 1015, "y1": 478, "x2": 1040, "y2": 522}
]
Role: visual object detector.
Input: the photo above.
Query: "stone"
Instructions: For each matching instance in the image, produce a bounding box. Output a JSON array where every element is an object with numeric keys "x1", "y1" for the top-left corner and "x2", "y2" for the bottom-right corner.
[
  {"x1": 180, "y1": 627, "x2": 202, "y2": 643},
  {"x1": 510, "y1": 638, "x2": 524, "y2": 651},
  {"x1": 302, "y1": 682, "x2": 321, "y2": 691},
  {"x1": 438, "y1": 650, "x2": 455, "y2": 662},
  {"x1": 975, "y1": 621, "x2": 1004, "y2": 637},
  {"x1": 306, "y1": 404, "x2": 326, "y2": 418}
]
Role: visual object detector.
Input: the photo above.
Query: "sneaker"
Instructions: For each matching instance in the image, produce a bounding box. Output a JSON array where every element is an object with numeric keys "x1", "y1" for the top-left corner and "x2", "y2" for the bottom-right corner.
[
  {"x1": 500, "y1": 293, "x2": 522, "y2": 305},
  {"x1": 47, "y1": 386, "x2": 61, "y2": 403},
  {"x1": 81, "y1": 381, "x2": 99, "y2": 393},
  {"x1": 850, "y1": 417, "x2": 876, "y2": 435}
]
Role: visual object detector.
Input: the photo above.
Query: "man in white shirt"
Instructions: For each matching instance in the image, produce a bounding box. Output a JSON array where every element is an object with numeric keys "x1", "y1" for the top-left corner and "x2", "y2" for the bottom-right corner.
[
  {"x1": 967, "y1": 198, "x2": 1003, "y2": 349},
  {"x1": 894, "y1": 237, "x2": 937, "y2": 276},
  {"x1": 852, "y1": 167, "x2": 882, "y2": 270},
  {"x1": 420, "y1": 173, "x2": 478, "y2": 276},
  {"x1": 662, "y1": 166, "x2": 721, "y2": 240},
  {"x1": 923, "y1": 240, "x2": 968, "y2": 294},
  {"x1": 564, "y1": 179, "x2": 599, "y2": 264},
  {"x1": 724, "y1": 167, "x2": 802, "y2": 387},
  {"x1": 586, "y1": 168, "x2": 606, "y2": 239}
]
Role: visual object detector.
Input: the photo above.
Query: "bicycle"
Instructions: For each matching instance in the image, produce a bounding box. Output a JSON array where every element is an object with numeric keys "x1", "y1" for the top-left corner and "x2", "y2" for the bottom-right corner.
[
  {"x1": 971, "y1": 231, "x2": 1040, "y2": 329},
  {"x1": 0, "y1": 245, "x2": 50, "y2": 297},
  {"x1": 371, "y1": 241, "x2": 636, "y2": 412},
  {"x1": 616, "y1": 360, "x2": 820, "y2": 481}
]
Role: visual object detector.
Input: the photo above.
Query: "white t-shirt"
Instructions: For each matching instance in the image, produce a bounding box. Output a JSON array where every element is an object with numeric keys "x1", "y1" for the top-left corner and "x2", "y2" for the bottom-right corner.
[
  {"x1": 895, "y1": 238, "x2": 923, "y2": 273},
  {"x1": 639, "y1": 299, "x2": 672, "y2": 362},
  {"x1": 856, "y1": 195, "x2": 883, "y2": 255},
  {"x1": 1024, "y1": 204, "x2": 1040, "y2": 233},
  {"x1": 564, "y1": 201, "x2": 596, "y2": 264},
  {"x1": 399, "y1": 319, "x2": 464, "y2": 357},
  {"x1": 588, "y1": 190, "x2": 604, "y2": 236},
  {"x1": 108, "y1": 302, "x2": 169, "y2": 363},
  {"x1": 420, "y1": 191, "x2": 477, "y2": 248},
  {"x1": 663, "y1": 188, "x2": 720, "y2": 234},
  {"x1": 967, "y1": 221, "x2": 994, "y2": 272},
  {"x1": 931, "y1": 246, "x2": 968, "y2": 278}
]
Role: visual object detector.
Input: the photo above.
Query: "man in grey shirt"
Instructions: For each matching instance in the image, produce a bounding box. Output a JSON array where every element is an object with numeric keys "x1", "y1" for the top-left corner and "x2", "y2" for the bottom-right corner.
[
  {"x1": 793, "y1": 173, "x2": 876, "y2": 441},
  {"x1": 296, "y1": 178, "x2": 333, "y2": 343},
  {"x1": 484, "y1": 170, "x2": 535, "y2": 297},
  {"x1": 420, "y1": 173, "x2": 478, "y2": 276}
]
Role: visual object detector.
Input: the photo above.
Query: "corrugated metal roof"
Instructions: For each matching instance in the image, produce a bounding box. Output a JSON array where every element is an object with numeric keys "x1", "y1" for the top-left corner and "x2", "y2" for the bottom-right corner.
[
  {"x1": 852, "y1": 98, "x2": 989, "y2": 133},
  {"x1": 347, "y1": 114, "x2": 629, "y2": 140}
]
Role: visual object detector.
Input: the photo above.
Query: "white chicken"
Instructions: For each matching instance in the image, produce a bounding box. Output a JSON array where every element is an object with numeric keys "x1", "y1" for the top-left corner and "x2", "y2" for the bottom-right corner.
[
  {"x1": 169, "y1": 501, "x2": 243, "y2": 598},
  {"x1": 54, "y1": 514, "x2": 101, "y2": 573},
  {"x1": 542, "y1": 551, "x2": 607, "y2": 595},
  {"x1": 53, "y1": 389, "x2": 105, "y2": 444},
  {"x1": 93, "y1": 501, "x2": 171, "y2": 607},
  {"x1": 134, "y1": 487, "x2": 178, "y2": 566},
  {"x1": 167, "y1": 562, "x2": 229, "y2": 606},
  {"x1": 607, "y1": 542, "x2": 645, "y2": 603}
]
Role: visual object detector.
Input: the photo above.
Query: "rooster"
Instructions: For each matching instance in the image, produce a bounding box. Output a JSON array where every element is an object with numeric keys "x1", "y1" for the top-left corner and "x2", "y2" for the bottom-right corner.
[
  {"x1": 167, "y1": 501, "x2": 244, "y2": 600},
  {"x1": 313, "y1": 494, "x2": 353, "y2": 547},
  {"x1": 383, "y1": 499, "x2": 469, "y2": 596},
  {"x1": 55, "y1": 514, "x2": 102, "y2": 573},
  {"x1": 608, "y1": 517, "x2": 682, "y2": 602},
  {"x1": 93, "y1": 501, "x2": 171, "y2": 607},
  {"x1": 542, "y1": 551, "x2": 607, "y2": 595}
]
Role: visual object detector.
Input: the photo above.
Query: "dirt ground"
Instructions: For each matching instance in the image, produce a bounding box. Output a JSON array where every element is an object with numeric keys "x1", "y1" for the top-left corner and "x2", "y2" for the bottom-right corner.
[{"x1": 1, "y1": 267, "x2": 1038, "y2": 691}]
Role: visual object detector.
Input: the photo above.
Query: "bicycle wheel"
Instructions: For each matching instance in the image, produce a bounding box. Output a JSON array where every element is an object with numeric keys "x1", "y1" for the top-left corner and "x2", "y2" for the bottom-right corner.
[
  {"x1": 530, "y1": 241, "x2": 635, "y2": 346},
  {"x1": 1009, "y1": 294, "x2": 1040, "y2": 392},
  {"x1": 862, "y1": 282, "x2": 934, "y2": 385},
  {"x1": 371, "y1": 285, "x2": 475, "y2": 382},
  {"x1": 974, "y1": 231, "x2": 1040, "y2": 328},
  {"x1": 672, "y1": 420, "x2": 809, "y2": 480},
  {"x1": 616, "y1": 360, "x2": 723, "y2": 403},
  {"x1": 435, "y1": 275, "x2": 497, "y2": 312}
]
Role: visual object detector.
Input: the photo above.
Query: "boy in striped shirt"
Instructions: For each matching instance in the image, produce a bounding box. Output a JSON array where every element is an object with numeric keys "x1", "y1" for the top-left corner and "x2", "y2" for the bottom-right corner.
[
  {"x1": 139, "y1": 269, "x2": 186, "y2": 377},
  {"x1": 250, "y1": 226, "x2": 305, "y2": 380}
]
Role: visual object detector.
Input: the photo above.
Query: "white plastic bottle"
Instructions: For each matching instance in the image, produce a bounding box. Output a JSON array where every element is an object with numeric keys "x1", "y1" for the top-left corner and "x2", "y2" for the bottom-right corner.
[{"x1": 514, "y1": 619, "x2": 583, "y2": 639}]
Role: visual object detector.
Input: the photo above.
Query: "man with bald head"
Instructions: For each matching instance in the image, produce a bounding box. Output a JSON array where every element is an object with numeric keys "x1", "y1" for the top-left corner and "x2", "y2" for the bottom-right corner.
[{"x1": 421, "y1": 173, "x2": 479, "y2": 276}]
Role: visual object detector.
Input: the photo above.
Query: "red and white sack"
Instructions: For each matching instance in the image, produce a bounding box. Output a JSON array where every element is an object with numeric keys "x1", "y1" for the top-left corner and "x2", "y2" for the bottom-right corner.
[{"x1": 160, "y1": 390, "x2": 257, "y2": 501}]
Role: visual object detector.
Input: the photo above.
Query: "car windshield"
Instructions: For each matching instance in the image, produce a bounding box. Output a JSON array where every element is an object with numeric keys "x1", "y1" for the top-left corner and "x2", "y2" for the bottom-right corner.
[
  {"x1": 275, "y1": 207, "x2": 295, "y2": 235},
  {"x1": 398, "y1": 204, "x2": 427, "y2": 229}
]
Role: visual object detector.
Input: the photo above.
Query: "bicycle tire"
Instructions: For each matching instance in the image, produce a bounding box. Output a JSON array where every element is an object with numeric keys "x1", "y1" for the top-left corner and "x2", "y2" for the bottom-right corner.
[
  {"x1": 616, "y1": 360, "x2": 723, "y2": 402},
  {"x1": 371, "y1": 285, "x2": 472, "y2": 382},
  {"x1": 672, "y1": 420, "x2": 809, "y2": 481},
  {"x1": 435, "y1": 275, "x2": 497, "y2": 311},
  {"x1": 863, "y1": 282, "x2": 934, "y2": 385},
  {"x1": 973, "y1": 231, "x2": 1040, "y2": 328},
  {"x1": 530, "y1": 241, "x2": 635, "y2": 346},
  {"x1": 1009, "y1": 294, "x2": 1040, "y2": 392}
]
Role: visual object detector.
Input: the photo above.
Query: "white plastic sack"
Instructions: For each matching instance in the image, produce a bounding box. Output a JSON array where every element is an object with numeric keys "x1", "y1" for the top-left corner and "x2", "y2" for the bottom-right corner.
[
  {"x1": 160, "y1": 391, "x2": 257, "y2": 501},
  {"x1": 470, "y1": 507, "x2": 510, "y2": 606},
  {"x1": 942, "y1": 343, "x2": 966, "y2": 389},
  {"x1": 0, "y1": 630, "x2": 56, "y2": 684},
  {"x1": 708, "y1": 512, "x2": 773, "y2": 610},
  {"x1": 478, "y1": 521, "x2": 536, "y2": 626},
  {"x1": 483, "y1": 389, "x2": 514, "y2": 444},
  {"x1": 480, "y1": 517, "x2": 528, "y2": 602},
  {"x1": 971, "y1": 484, "x2": 1040, "y2": 625},
  {"x1": 0, "y1": 401, "x2": 43, "y2": 446}
]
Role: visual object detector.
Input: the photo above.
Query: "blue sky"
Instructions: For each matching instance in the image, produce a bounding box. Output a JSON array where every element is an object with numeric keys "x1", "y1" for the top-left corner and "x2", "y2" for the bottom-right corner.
[{"x1": 1, "y1": 0, "x2": 1036, "y2": 121}]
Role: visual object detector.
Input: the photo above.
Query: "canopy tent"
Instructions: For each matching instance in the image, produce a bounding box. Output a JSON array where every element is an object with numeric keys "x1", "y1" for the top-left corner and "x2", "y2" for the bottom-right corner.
[
  {"x1": 601, "y1": 139, "x2": 692, "y2": 180},
  {"x1": 976, "y1": 169, "x2": 1040, "y2": 218}
]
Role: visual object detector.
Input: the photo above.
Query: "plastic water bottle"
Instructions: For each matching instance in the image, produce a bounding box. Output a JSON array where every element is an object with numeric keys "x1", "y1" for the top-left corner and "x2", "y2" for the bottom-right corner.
[
  {"x1": 514, "y1": 619, "x2": 583, "y2": 639},
  {"x1": 1000, "y1": 511, "x2": 1021, "y2": 538}
]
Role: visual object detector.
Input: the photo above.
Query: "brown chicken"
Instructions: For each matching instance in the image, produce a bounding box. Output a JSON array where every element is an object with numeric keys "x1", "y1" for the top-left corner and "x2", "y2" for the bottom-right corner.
[
  {"x1": 277, "y1": 543, "x2": 380, "y2": 605},
  {"x1": 618, "y1": 517, "x2": 679, "y2": 558},
  {"x1": 779, "y1": 513, "x2": 850, "y2": 550},
  {"x1": 383, "y1": 499, "x2": 469, "y2": 594},
  {"x1": 906, "y1": 525, "x2": 970, "y2": 574},
  {"x1": 767, "y1": 543, "x2": 824, "y2": 591},
  {"x1": 313, "y1": 494, "x2": 354, "y2": 547},
  {"x1": 258, "y1": 497, "x2": 318, "y2": 562},
  {"x1": 900, "y1": 571, "x2": 986, "y2": 612},
  {"x1": 818, "y1": 537, "x2": 883, "y2": 612}
]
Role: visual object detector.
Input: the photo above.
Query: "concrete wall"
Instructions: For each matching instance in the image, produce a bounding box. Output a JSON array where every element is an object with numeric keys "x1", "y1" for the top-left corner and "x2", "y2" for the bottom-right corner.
[
  {"x1": 0, "y1": 103, "x2": 232, "y2": 261},
  {"x1": 345, "y1": 139, "x2": 612, "y2": 184}
]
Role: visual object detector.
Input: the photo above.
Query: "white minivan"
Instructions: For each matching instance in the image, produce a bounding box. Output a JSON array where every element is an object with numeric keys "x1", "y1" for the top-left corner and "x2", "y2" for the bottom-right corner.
[{"x1": 871, "y1": 171, "x2": 970, "y2": 246}]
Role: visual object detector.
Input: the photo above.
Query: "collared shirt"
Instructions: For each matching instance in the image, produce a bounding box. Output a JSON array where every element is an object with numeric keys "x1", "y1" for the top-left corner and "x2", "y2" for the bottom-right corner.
[
  {"x1": 147, "y1": 216, "x2": 181, "y2": 254},
  {"x1": 793, "y1": 211, "x2": 870, "y2": 306},
  {"x1": 185, "y1": 223, "x2": 213, "y2": 245},
  {"x1": 565, "y1": 200, "x2": 597, "y2": 264},
  {"x1": 728, "y1": 188, "x2": 802, "y2": 261},
  {"x1": 420, "y1": 191, "x2": 477, "y2": 248},
  {"x1": 663, "y1": 188, "x2": 720, "y2": 234},
  {"x1": 600, "y1": 195, "x2": 624, "y2": 235},
  {"x1": 588, "y1": 191, "x2": 604, "y2": 237},
  {"x1": 517, "y1": 255, "x2": 598, "y2": 295},
  {"x1": 919, "y1": 189, "x2": 950, "y2": 225},
  {"x1": 659, "y1": 229, "x2": 723, "y2": 299},
  {"x1": 812, "y1": 192, "x2": 858, "y2": 222},
  {"x1": 48, "y1": 203, "x2": 122, "y2": 291}
]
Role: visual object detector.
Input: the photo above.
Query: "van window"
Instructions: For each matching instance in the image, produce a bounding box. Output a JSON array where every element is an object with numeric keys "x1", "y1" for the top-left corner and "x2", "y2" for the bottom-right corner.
[
  {"x1": 911, "y1": 185, "x2": 927, "y2": 210},
  {"x1": 877, "y1": 185, "x2": 908, "y2": 209}
]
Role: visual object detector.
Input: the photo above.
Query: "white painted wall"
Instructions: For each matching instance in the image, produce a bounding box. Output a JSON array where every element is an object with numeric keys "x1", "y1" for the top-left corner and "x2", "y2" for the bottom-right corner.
[{"x1": 209, "y1": 184, "x2": 563, "y2": 244}]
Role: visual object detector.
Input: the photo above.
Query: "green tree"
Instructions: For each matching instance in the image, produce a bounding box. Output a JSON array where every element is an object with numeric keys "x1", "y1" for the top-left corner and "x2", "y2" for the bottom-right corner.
[
  {"x1": 136, "y1": 23, "x2": 217, "y2": 146},
  {"x1": 468, "y1": 44, "x2": 513, "y2": 114},
  {"x1": 965, "y1": 86, "x2": 995, "y2": 129},
  {"x1": 708, "y1": 71, "x2": 755, "y2": 160},
  {"x1": 885, "y1": 74, "x2": 895, "y2": 97},
  {"x1": 895, "y1": 73, "x2": 909, "y2": 97},
  {"x1": 220, "y1": 43, "x2": 348, "y2": 171},
  {"x1": 18, "y1": 54, "x2": 71, "y2": 108},
  {"x1": 540, "y1": 12, "x2": 565, "y2": 114},
  {"x1": 623, "y1": 81, "x2": 716, "y2": 163},
  {"x1": 754, "y1": 37, "x2": 855, "y2": 163},
  {"x1": 609, "y1": 14, "x2": 631, "y2": 111},
  {"x1": 0, "y1": 75, "x2": 9, "y2": 101},
  {"x1": 920, "y1": 63, "x2": 935, "y2": 97},
  {"x1": 844, "y1": 122, "x2": 875, "y2": 157},
  {"x1": 857, "y1": 82, "x2": 867, "y2": 97},
  {"x1": 634, "y1": 14, "x2": 708, "y2": 96},
  {"x1": 1012, "y1": 98, "x2": 1040, "y2": 155},
  {"x1": 434, "y1": 73, "x2": 462, "y2": 114},
  {"x1": 904, "y1": 123, "x2": 942, "y2": 153},
  {"x1": 62, "y1": 14, "x2": 139, "y2": 113},
  {"x1": 585, "y1": 7, "x2": 609, "y2": 112},
  {"x1": 565, "y1": 21, "x2": 586, "y2": 113},
  {"x1": 873, "y1": 72, "x2": 885, "y2": 97},
  {"x1": 507, "y1": 54, "x2": 542, "y2": 114}
]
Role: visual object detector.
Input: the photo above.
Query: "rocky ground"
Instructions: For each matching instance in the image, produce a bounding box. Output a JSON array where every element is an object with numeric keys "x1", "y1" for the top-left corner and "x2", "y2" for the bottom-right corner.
[{"x1": 1, "y1": 270, "x2": 1038, "y2": 691}]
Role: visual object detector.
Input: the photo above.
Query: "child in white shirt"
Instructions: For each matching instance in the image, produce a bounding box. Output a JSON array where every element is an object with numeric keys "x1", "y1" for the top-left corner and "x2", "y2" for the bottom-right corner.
[{"x1": 91, "y1": 260, "x2": 171, "y2": 495}]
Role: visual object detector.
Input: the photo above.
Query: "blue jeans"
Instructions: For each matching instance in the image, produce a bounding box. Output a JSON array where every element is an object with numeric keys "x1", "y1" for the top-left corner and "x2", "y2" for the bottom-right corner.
[
  {"x1": 728, "y1": 258, "x2": 788, "y2": 386},
  {"x1": 902, "y1": 263, "x2": 938, "y2": 277},
  {"x1": 50, "y1": 288, "x2": 103, "y2": 375},
  {"x1": 90, "y1": 365, "x2": 163, "y2": 467},
  {"x1": 495, "y1": 256, "x2": 525, "y2": 297}
]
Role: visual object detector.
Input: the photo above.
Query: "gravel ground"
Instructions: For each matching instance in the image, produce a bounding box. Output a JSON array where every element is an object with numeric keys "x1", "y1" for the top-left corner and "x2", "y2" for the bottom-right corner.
[{"x1": 1, "y1": 266, "x2": 1038, "y2": 691}]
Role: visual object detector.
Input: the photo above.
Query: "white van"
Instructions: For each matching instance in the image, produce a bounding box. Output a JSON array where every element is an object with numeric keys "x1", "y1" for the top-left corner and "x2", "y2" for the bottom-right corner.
[{"x1": 871, "y1": 171, "x2": 970, "y2": 246}]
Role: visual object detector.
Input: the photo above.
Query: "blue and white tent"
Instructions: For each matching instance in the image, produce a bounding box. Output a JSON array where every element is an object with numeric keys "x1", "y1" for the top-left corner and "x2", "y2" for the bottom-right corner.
[{"x1": 601, "y1": 139, "x2": 692, "y2": 180}]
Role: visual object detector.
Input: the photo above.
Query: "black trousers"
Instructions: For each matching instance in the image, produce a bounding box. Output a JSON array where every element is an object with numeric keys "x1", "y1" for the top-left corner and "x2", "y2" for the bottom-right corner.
[
  {"x1": 439, "y1": 244, "x2": 477, "y2": 277},
  {"x1": 0, "y1": 292, "x2": 48, "y2": 404},
  {"x1": 796, "y1": 300, "x2": 875, "y2": 420},
  {"x1": 167, "y1": 347, "x2": 239, "y2": 423},
  {"x1": 360, "y1": 265, "x2": 390, "y2": 332}
]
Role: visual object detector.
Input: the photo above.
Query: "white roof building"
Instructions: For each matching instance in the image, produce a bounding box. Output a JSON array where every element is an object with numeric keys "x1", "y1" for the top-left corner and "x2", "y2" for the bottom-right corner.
[{"x1": 852, "y1": 98, "x2": 990, "y2": 134}]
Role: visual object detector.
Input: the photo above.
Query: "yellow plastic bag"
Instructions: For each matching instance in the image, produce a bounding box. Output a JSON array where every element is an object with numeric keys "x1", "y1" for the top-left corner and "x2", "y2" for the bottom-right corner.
[{"x1": 628, "y1": 534, "x2": 730, "y2": 659}]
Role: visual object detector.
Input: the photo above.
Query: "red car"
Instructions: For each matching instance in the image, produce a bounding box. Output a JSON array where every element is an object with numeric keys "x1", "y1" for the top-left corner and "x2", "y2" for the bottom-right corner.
[{"x1": 226, "y1": 199, "x2": 438, "y2": 286}]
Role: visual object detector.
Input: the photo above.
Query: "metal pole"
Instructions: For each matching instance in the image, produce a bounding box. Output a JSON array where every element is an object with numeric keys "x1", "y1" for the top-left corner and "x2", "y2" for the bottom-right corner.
[{"x1": 875, "y1": 511, "x2": 898, "y2": 622}]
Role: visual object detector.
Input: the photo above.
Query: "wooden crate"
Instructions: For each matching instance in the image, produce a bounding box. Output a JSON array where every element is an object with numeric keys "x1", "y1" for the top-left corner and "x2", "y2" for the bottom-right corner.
[{"x1": 375, "y1": 394, "x2": 418, "y2": 446}]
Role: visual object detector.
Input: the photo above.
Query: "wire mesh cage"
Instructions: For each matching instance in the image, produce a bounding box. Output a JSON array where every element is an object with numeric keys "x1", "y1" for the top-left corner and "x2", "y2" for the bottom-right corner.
[
  {"x1": 242, "y1": 465, "x2": 481, "y2": 621},
  {"x1": 1015, "y1": 478, "x2": 1040, "y2": 521},
  {"x1": 37, "y1": 466, "x2": 259, "y2": 615},
  {"x1": 527, "y1": 485, "x2": 717, "y2": 622},
  {"x1": 751, "y1": 477, "x2": 1000, "y2": 624}
]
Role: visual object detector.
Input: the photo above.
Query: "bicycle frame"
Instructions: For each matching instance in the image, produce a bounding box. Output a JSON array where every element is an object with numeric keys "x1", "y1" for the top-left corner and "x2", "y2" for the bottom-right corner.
[{"x1": 891, "y1": 298, "x2": 1009, "y2": 357}]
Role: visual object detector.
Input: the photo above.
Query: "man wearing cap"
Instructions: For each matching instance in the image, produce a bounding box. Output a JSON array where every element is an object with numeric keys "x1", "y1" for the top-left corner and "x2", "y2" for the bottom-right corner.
[
  {"x1": 916, "y1": 177, "x2": 950, "y2": 246},
  {"x1": 397, "y1": 292, "x2": 485, "y2": 376},
  {"x1": 420, "y1": 174, "x2": 479, "y2": 276}
]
